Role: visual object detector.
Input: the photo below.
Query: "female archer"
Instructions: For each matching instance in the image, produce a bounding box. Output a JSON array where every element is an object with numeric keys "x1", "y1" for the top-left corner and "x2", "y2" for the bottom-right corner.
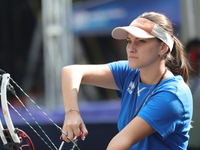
[{"x1": 61, "y1": 12, "x2": 193, "y2": 150}]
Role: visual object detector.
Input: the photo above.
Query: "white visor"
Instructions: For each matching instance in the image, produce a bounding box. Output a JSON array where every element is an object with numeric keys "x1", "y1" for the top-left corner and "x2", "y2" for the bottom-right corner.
[{"x1": 112, "y1": 18, "x2": 174, "y2": 52}]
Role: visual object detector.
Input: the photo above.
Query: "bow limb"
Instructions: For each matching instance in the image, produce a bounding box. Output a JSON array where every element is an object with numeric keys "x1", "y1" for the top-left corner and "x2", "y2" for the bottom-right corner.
[
  {"x1": 1, "y1": 73, "x2": 21, "y2": 145},
  {"x1": 0, "y1": 73, "x2": 35, "y2": 150},
  {"x1": 0, "y1": 120, "x2": 7, "y2": 145}
]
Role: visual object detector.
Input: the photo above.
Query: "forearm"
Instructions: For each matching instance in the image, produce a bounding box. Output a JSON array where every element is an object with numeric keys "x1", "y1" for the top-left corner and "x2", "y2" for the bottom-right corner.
[
  {"x1": 62, "y1": 65, "x2": 83, "y2": 112},
  {"x1": 107, "y1": 117, "x2": 155, "y2": 150},
  {"x1": 61, "y1": 64, "x2": 117, "y2": 142}
]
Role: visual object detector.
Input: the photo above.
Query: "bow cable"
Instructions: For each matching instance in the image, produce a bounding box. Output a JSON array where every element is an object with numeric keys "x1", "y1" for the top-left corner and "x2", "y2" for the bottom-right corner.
[
  {"x1": 1, "y1": 73, "x2": 57, "y2": 150},
  {"x1": 7, "y1": 101, "x2": 56, "y2": 150},
  {"x1": 9, "y1": 76, "x2": 80, "y2": 150},
  {"x1": 1, "y1": 71, "x2": 81, "y2": 150}
]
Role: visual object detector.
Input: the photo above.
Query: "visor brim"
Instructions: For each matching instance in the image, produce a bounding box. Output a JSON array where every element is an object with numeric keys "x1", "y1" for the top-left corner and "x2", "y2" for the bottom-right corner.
[{"x1": 112, "y1": 26, "x2": 155, "y2": 40}]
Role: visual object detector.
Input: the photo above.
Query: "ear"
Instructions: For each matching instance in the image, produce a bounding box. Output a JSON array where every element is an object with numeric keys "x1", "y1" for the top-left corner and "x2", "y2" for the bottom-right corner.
[{"x1": 159, "y1": 42, "x2": 169, "y2": 55}]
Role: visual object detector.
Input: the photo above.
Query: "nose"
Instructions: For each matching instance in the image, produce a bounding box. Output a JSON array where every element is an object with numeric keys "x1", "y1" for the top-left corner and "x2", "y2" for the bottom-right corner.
[{"x1": 126, "y1": 43, "x2": 136, "y2": 54}]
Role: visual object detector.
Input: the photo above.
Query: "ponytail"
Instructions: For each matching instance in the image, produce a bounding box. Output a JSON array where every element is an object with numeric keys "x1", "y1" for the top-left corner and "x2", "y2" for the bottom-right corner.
[{"x1": 165, "y1": 36, "x2": 191, "y2": 84}]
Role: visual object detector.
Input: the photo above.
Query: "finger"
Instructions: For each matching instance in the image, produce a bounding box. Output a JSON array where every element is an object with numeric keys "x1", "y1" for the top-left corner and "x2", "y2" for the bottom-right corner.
[
  {"x1": 61, "y1": 127, "x2": 72, "y2": 143},
  {"x1": 73, "y1": 127, "x2": 82, "y2": 138},
  {"x1": 80, "y1": 124, "x2": 88, "y2": 140},
  {"x1": 61, "y1": 132, "x2": 71, "y2": 143},
  {"x1": 60, "y1": 134, "x2": 70, "y2": 143},
  {"x1": 66, "y1": 128, "x2": 74, "y2": 141},
  {"x1": 77, "y1": 131, "x2": 83, "y2": 138}
]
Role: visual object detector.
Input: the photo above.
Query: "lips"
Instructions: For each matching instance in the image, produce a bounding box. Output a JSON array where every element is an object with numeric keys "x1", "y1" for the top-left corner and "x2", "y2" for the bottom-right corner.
[{"x1": 128, "y1": 56, "x2": 138, "y2": 59}]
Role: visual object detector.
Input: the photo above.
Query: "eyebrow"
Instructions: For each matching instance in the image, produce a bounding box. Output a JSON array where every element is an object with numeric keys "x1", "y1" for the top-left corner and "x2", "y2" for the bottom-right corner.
[{"x1": 126, "y1": 37, "x2": 140, "y2": 40}]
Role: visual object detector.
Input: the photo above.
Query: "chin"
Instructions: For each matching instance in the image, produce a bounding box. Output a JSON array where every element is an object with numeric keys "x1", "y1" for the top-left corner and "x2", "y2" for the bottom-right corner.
[
  {"x1": 128, "y1": 62, "x2": 144, "y2": 69},
  {"x1": 128, "y1": 64, "x2": 138, "y2": 69}
]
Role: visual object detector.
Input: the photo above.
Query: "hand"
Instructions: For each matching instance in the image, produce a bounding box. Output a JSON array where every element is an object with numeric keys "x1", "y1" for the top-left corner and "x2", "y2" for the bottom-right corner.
[{"x1": 61, "y1": 110, "x2": 88, "y2": 142}]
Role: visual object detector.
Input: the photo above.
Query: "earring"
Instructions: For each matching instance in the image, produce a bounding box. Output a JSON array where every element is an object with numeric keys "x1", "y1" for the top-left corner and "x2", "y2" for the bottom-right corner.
[{"x1": 160, "y1": 53, "x2": 166, "y2": 59}]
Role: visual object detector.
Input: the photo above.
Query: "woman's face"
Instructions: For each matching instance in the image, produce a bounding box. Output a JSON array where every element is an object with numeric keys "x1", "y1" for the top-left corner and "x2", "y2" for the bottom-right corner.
[{"x1": 126, "y1": 33, "x2": 163, "y2": 69}]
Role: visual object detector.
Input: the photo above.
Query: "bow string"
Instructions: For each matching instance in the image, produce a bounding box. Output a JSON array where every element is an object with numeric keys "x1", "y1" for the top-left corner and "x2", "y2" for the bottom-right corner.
[{"x1": 0, "y1": 70, "x2": 81, "y2": 150}]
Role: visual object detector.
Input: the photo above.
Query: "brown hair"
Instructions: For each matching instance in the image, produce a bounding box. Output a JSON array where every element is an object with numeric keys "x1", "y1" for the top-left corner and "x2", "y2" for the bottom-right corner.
[{"x1": 139, "y1": 12, "x2": 191, "y2": 84}]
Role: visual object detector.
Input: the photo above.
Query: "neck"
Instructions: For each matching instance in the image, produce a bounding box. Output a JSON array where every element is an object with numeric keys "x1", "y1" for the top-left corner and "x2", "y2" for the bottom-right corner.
[{"x1": 139, "y1": 67, "x2": 167, "y2": 85}]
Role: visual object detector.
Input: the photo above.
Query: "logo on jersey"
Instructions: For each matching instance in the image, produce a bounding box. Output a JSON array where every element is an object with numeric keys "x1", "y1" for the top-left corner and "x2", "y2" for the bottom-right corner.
[
  {"x1": 127, "y1": 81, "x2": 146, "y2": 95},
  {"x1": 127, "y1": 81, "x2": 135, "y2": 94}
]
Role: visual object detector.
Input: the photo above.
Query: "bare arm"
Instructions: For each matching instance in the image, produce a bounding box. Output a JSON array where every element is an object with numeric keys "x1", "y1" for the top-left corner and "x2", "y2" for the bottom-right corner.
[
  {"x1": 61, "y1": 64, "x2": 118, "y2": 141},
  {"x1": 107, "y1": 116, "x2": 156, "y2": 150}
]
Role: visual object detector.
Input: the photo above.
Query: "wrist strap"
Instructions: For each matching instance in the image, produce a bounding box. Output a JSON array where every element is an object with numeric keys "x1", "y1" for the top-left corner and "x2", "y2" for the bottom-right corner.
[{"x1": 65, "y1": 108, "x2": 80, "y2": 114}]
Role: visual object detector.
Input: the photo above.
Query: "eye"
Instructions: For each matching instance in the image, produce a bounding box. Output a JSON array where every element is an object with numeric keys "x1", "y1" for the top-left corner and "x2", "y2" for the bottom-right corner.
[
  {"x1": 126, "y1": 40, "x2": 131, "y2": 44},
  {"x1": 136, "y1": 39, "x2": 146, "y2": 44}
]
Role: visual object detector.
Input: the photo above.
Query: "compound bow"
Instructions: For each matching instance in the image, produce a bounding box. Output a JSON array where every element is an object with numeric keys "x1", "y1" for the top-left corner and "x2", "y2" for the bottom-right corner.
[{"x1": 0, "y1": 70, "x2": 81, "y2": 150}]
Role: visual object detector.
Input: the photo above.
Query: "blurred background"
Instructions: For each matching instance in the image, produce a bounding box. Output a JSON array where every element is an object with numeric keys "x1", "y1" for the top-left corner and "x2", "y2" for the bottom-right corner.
[{"x1": 0, "y1": 0, "x2": 200, "y2": 149}]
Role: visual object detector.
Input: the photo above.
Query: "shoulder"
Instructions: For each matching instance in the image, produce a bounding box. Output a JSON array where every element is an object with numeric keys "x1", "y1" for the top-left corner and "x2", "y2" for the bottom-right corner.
[
  {"x1": 158, "y1": 75, "x2": 192, "y2": 99},
  {"x1": 107, "y1": 60, "x2": 139, "y2": 77},
  {"x1": 107, "y1": 60, "x2": 140, "y2": 92},
  {"x1": 142, "y1": 75, "x2": 193, "y2": 117},
  {"x1": 108, "y1": 60, "x2": 129, "y2": 70},
  {"x1": 151, "y1": 75, "x2": 193, "y2": 116}
]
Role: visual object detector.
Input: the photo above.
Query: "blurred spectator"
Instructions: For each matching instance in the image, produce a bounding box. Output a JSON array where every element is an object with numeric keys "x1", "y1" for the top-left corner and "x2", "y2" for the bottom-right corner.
[{"x1": 186, "y1": 38, "x2": 200, "y2": 150}]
